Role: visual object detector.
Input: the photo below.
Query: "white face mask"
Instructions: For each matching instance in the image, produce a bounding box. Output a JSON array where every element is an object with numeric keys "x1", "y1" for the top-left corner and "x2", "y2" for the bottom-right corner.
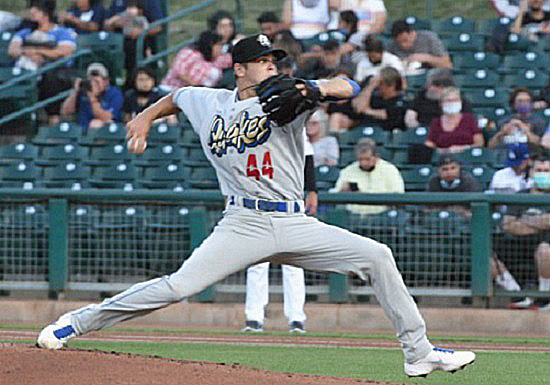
[{"x1": 442, "y1": 101, "x2": 462, "y2": 115}]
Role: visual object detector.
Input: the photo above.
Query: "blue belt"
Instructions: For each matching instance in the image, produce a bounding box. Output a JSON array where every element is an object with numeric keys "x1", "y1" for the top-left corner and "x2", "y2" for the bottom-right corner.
[{"x1": 230, "y1": 196, "x2": 302, "y2": 213}]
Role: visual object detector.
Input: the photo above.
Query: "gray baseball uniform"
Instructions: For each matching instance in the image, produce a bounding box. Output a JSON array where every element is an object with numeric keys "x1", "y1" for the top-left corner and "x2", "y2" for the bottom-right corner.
[{"x1": 66, "y1": 86, "x2": 432, "y2": 363}]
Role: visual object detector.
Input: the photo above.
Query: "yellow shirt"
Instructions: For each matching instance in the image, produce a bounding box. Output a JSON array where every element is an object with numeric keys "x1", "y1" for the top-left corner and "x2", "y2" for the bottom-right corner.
[{"x1": 334, "y1": 158, "x2": 405, "y2": 215}]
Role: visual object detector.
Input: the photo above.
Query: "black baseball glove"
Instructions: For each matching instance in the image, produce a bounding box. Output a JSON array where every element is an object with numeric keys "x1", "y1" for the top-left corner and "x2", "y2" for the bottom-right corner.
[{"x1": 256, "y1": 74, "x2": 321, "y2": 126}]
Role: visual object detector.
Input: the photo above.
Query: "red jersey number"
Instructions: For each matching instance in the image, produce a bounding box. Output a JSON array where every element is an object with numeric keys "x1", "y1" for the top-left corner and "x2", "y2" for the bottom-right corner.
[{"x1": 247, "y1": 152, "x2": 273, "y2": 180}]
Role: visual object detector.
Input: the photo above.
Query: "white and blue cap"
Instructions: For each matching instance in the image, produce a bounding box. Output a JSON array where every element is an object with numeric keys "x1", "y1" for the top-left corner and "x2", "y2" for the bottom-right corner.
[{"x1": 506, "y1": 142, "x2": 530, "y2": 168}]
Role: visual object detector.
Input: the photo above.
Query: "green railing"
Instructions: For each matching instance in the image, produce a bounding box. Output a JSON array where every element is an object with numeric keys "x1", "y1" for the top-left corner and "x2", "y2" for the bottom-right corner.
[{"x1": 0, "y1": 189, "x2": 548, "y2": 302}]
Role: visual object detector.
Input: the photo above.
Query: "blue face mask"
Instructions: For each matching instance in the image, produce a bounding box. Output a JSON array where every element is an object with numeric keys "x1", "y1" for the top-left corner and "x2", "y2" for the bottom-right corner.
[
  {"x1": 533, "y1": 172, "x2": 550, "y2": 190},
  {"x1": 440, "y1": 178, "x2": 460, "y2": 190}
]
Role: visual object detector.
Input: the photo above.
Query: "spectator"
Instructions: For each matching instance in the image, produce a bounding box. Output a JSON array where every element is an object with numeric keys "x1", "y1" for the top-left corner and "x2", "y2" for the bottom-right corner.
[
  {"x1": 425, "y1": 87, "x2": 484, "y2": 154},
  {"x1": 58, "y1": 0, "x2": 106, "y2": 34},
  {"x1": 282, "y1": 0, "x2": 330, "y2": 40},
  {"x1": 162, "y1": 30, "x2": 232, "y2": 89},
  {"x1": 489, "y1": 0, "x2": 550, "y2": 18},
  {"x1": 427, "y1": 154, "x2": 480, "y2": 193},
  {"x1": 488, "y1": 88, "x2": 546, "y2": 149},
  {"x1": 489, "y1": 143, "x2": 532, "y2": 192},
  {"x1": 354, "y1": 35, "x2": 405, "y2": 83},
  {"x1": 8, "y1": 0, "x2": 77, "y2": 125},
  {"x1": 330, "y1": 66, "x2": 407, "y2": 132},
  {"x1": 122, "y1": 67, "x2": 176, "y2": 123},
  {"x1": 511, "y1": 0, "x2": 550, "y2": 41},
  {"x1": 333, "y1": 138, "x2": 404, "y2": 215},
  {"x1": 297, "y1": 39, "x2": 351, "y2": 79},
  {"x1": 306, "y1": 109, "x2": 339, "y2": 166},
  {"x1": 207, "y1": 10, "x2": 244, "y2": 54},
  {"x1": 257, "y1": 11, "x2": 283, "y2": 41},
  {"x1": 106, "y1": 0, "x2": 163, "y2": 26},
  {"x1": 388, "y1": 19, "x2": 452, "y2": 72},
  {"x1": 60, "y1": 62, "x2": 123, "y2": 134},
  {"x1": 405, "y1": 69, "x2": 473, "y2": 129},
  {"x1": 271, "y1": 29, "x2": 303, "y2": 64},
  {"x1": 332, "y1": 0, "x2": 386, "y2": 35},
  {"x1": 503, "y1": 156, "x2": 550, "y2": 310}
]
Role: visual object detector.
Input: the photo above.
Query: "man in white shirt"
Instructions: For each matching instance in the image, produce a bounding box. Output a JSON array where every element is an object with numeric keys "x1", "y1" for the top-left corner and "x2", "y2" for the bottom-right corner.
[
  {"x1": 354, "y1": 35, "x2": 405, "y2": 83},
  {"x1": 489, "y1": 143, "x2": 532, "y2": 193}
]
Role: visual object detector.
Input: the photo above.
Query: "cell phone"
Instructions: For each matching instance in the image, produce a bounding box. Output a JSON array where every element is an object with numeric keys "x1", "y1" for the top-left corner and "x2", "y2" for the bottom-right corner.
[{"x1": 349, "y1": 182, "x2": 359, "y2": 192}]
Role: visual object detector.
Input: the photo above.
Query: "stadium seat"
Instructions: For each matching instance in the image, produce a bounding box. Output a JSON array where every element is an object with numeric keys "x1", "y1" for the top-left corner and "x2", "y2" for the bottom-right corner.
[
  {"x1": 501, "y1": 51, "x2": 549, "y2": 73},
  {"x1": 181, "y1": 129, "x2": 201, "y2": 146},
  {"x1": 406, "y1": 74, "x2": 427, "y2": 90},
  {"x1": 140, "y1": 163, "x2": 189, "y2": 189},
  {"x1": 95, "y1": 205, "x2": 147, "y2": 229},
  {"x1": 503, "y1": 33, "x2": 533, "y2": 53},
  {"x1": 37, "y1": 143, "x2": 88, "y2": 166},
  {"x1": 85, "y1": 143, "x2": 132, "y2": 167},
  {"x1": 0, "y1": 66, "x2": 33, "y2": 84},
  {"x1": 315, "y1": 165, "x2": 340, "y2": 191},
  {"x1": 467, "y1": 165, "x2": 495, "y2": 189},
  {"x1": 465, "y1": 87, "x2": 508, "y2": 108},
  {"x1": 300, "y1": 30, "x2": 347, "y2": 50},
  {"x1": 188, "y1": 166, "x2": 218, "y2": 189},
  {"x1": 432, "y1": 16, "x2": 476, "y2": 36},
  {"x1": 338, "y1": 124, "x2": 389, "y2": 145},
  {"x1": 76, "y1": 31, "x2": 125, "y2": 86},
  {"x1": 474, "y1": 107, "x2": 508, "y2": 123},
  {"x1": 69, "y1": 205, "x2": 100, "y2": 229},
  {"x1": 452, "y1": 51, "x2": 501, "y2": 71},
  {"x1": 455, "y1": 69, "x2": 500, "y2": 89},
  {"x1": 384, "y1": 17, "x2": 432, "y2": 36},
  {"x1": 93, "y1": 163, "x2": 138, "y2": 182},
  {"x1": 82, "y1": 122, "x2": 126, "y2": 145},
  {"x1": 43, "y1": 162, "x2": 91, "y2": 182},
  {"x1": 0, "y1": 143, "x2": 39, "y2": 165},
  {"x1": 33, "y1": 122, "x2": 82, "y2": 145},
  {"x1": 182, "y1": 145, "x2": 209, "y2": 167},
  {"x1": 136, "y1": 143, "x2": 185, "y2": 166},
  {"x1": 442, "y1": 32, "x2": 485, "y2": 52},
  {"x1": 0, "y1": 161, "x2": 41, "y2": 181},
  {"x1": 478, "y1": 17, "x2": 513, "y2": 36},
  {"x1": 147, "y1": 122, "x2": 180, "y2": 143},
  {"x1": 401, "y1": 165, "x2": 434, "y2": 191},
  {"x1": 456, "y1": 147, "x2": 497, "y2": 166},
  {"x1": 389, "y1": 126, "x2": 429, "y2": 149},
  {"x1": 503, "y1": 69, "x2": 549, "y2": 90}
]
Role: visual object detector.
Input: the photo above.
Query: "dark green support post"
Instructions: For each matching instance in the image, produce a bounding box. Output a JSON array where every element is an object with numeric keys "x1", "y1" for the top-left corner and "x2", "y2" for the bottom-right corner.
[
  {"x1": 470, "y1": 202, "x2": 492, "y2": 297},
  {"x1": 189, "y1": 206, "x2": 214, "y2": 302},
  {"x1": 48, "y1": 198, "x2": 69, "y2": 296},
  {"x1": 326, "y1": 208, "x2": 349, "y2": 303}
]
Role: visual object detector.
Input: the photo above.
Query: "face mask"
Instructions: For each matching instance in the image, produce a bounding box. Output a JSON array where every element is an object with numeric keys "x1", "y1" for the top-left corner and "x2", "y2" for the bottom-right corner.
[
  {"x1": 442, "y1": 101, "x2": 462, "y2": 115},
  {"x1": 533, "y1": 172, "x2": 550, "y2": 190},
  {"x1": 515, "y1": 102, "x2": 532, "y2": 115},
  {"x1": 440, "y1": 178, "x2": 460, "y2": 189}
]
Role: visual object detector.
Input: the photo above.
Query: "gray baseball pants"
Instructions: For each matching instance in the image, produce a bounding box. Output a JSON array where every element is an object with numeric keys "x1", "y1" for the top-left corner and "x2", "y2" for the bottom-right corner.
[{"x1": 69, "y1": 205, "x2": 433, "y2": 363}]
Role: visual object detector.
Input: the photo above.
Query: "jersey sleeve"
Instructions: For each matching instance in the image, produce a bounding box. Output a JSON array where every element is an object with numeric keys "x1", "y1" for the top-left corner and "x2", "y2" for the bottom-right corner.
[{"x1": 172, "y1": 87, "x2": 226, "y2": 134}]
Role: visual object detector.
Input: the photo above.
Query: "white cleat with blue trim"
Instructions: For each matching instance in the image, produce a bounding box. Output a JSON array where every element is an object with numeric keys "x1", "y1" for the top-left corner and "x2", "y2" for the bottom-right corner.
[
  {"x1": 36, "y1": 314, "x2": 77, "y2": 350},
  {"x1": 404, "y1": 347, "x2": 476, "y2": 377}
]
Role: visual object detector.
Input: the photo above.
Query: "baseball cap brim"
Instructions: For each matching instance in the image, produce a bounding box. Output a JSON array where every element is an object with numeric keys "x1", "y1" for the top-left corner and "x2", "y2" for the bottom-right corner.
[{"x1": 234, "y1": 48, "x2": 287, "y2": 63}]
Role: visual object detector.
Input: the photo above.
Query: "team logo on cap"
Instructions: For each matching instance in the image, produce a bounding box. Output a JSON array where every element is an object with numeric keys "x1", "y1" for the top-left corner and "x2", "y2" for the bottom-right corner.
[{"x1": 257, "y1": 34, "x2": 271, "y2": 47}]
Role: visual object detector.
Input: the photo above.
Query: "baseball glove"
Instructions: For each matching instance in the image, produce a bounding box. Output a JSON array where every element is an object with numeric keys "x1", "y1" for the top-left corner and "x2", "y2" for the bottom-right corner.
[{"x1": 256, "y1": 74, "x2": 321, "y2": 126}]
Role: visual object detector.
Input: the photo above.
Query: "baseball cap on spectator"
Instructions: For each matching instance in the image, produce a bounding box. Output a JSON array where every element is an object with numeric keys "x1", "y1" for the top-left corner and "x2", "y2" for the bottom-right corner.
[
  {"x1": 257, "y1": 11, "x2": 280, "y2": 24},
  {"x1": 506, "y1": 143, "x2": 530, "y2": 168},
  {"x1": 232, "y1": 34, "x2": 286, "y2": 63},
  {"x1": 87, "y1": 62, "x2": 109, "y2": 78},
  {"x1": 438, "y1": 153, "x2": 460, "y2": 167}
]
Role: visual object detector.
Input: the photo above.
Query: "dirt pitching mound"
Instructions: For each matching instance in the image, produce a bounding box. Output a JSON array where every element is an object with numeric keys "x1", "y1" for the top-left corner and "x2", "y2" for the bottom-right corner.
[{"x1": 0, "y1": 344, "x2": 394, "y2": 385}]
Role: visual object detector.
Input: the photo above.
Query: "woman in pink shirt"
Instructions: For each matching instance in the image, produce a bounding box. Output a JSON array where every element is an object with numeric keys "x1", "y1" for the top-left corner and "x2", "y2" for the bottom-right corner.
[
  {"x1": 162, "y1": 30, "x2": 232, "y2": 89},
  {"x1": 425, "y1": 87, "x2": 484, "y2": 154}
]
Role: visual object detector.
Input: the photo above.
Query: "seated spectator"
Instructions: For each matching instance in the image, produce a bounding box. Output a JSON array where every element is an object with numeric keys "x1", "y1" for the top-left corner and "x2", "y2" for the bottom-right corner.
[
  {"x1": 354, "y1": 35, "x2": 405, "y2": 84},
  {"x1": 123, "y1": 67, "x2": 176, "y2": 123},
  {"x1": 428, "y1": 154, "x2": 480, "y2": 193},
  {"x1": 489, "y1": 143, "x2": 532, "y2": 192},
  {"x1": 511, "y1": 0, "x2": 550, "y2": 41},
  {"x1": 282, "y1": 0, "x2": 330, "y2": 40},
  {"x1": 425, "y1": 87, "x2": 484, "y2": 154},
  {"x1": 332, "y1": 0, "x2": 386, "y2": 35},
  {"x1": 306, "y1": 110, "x2": 339, "y2": 166},
  {"x1": 297, "y1": 39, "x2": 351, "y2": 79},
  {"x1": 503, "y1": 156, "x2": 550, "y2": 310},
  {"x1": 162, "y1": 30, "x2": 232, "y2": 89},
  {"x1": 405, "y1": 69, "x2": 473, "y2": 129},
  {"x1": 58, "y1": 0, "x2": 106, "y2": 34},
  {"x1": 257, "y1": 11, "x2": 283, "y2": 41},
  {"x1": 388, "y1": 19, "x2": 452, "y2": 72},
  {"x1": 333, "y1": 138, "x2": 404, "y2": 215},
  {"x1": 272, "y1": 29, "x2": 304, "y2": 64},
  {"x1": 8, "y1": 0, "x2": 77, "y2": 125},
  {"x1": 61, "y1": 62, "x2": 123, "y2": 134},
  {"x1": 488, "y1": 88, "x2": 546, "y2": 149},
  {"x1": 329, "y1": 66, "x2": 407, "y2": 132},
  {"x1": 207, "y1": 10, "x2": 244, "y2": 54},
  {"x1": 489, "y1": 0, "x2": 550, "y2": 18}
]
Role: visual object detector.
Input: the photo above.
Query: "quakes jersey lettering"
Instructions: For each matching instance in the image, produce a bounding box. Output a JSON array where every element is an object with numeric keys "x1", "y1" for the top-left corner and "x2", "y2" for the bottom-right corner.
[{"x1": 208, "y1": 112, "x2": 271, "y2": 157}]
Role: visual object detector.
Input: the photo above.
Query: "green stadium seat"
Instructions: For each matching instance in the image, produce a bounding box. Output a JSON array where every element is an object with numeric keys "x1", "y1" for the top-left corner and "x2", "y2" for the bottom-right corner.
[
  {"x1": 501, "y1": 51, "x2": 549, "y2": 73},
  {"x1": 401, "y1": 165, "x2": 434, "y2": 191},
  {"x1": 147, "y1": 122, "x2": 180, "y2": 143},
  {"x1": 0, "y1": 161, "x2": 41, "y2": 181},
  {"x1": 452, "y1": 51, "x2": 501, "y2": 71},
  {"x1": 338, "y1": 124, "x2": 388, "y2": 145},
  {"x1": 140, "y1": 163, "x2": 189, "y2": 189},
  {"x1": 300, "y1": 30, "x2": 347, "y2": 50},
  {"x1": 182, "y1": 145, "x2": 209, "y2": 167},
  {"x1": 455, "y1": 69, "x2": 501, "y2": 89},
  {"x1": 384, "y1": 17, "x2": 432, "y2": 36},
  {"x1": 33, "y1": 122, "x2": 82, "y2": 144},
  {"x1": 0, "y1": 180, "x2": 38, "y2": 189},
  {"x1": 36, "y1": 143, "x2": 88, "y2": 167},
  {"x1": 456, "y1": 147, "x2": 497, "y2": 166},
  {"x1": 93, "y1": 163, "x2": 138, "y2": 182},
  {"x1": 503, "y1": 69, "x2": 549, "y2": 90},
  {"x1": 0, "y1": 31, "x2": 15, "y2": 67},
  {"x1": 85, "y1": 143, "x2": 132, "y2": 166},
  {"x1": 478, "y1": 17, "x2": 513, "y2": 36},
  {"x1": 442, "y1": 33, "x2": 485, "y2": 52},
  {"x1": 315, "y1": 165, "x2": 340, "y2": 191},
  {"x1": 181, "y1": 129, "x2": 201, "y2": 146},
  {"x1": 389, "y1": 126, "x2": 429, "y2": 149},
  {"x1": 0, "y1": 204, "x2": 48, "y2": 229},
  {"x1": 82, "y1": 122, "x2": 126, "y2": 145},
  {"x1": 76, "y1": 31, "x2": 125, "y2": 86},
  {"x1": 188, "y1": 166, "x2": 218, "y2": 189},
  {"x1": 0, "y1": 143, "x2": 39, "y2": 165},
  {"x1": 69, "y1": 205, "x2": 100, "y2": 228},
  {"x1": 405, "y1": 74, "x2": 427, "y2": 90},
  {"x1": 465, "y1": 87, "x2": 508, "y2": 108},
  {"x1": 43, "y1": 162, "x2": 91, "y2": 181},
  {"x1": 503, "y1": 33, "x2": 533, "y2": 53},
  {"x1": 96, "y1": 205, "x2": 147, "y2": 229},
  {"x1": 0, "y1": 66, "x2": 33, "y2": 84},
  {"x1": 136, "y1": 144, "x2": 185, "y2": 165},
  {"x1": 467, "y1": 165, "x2": 495, "y2": 189},
  {"x1": 474, "y1": 107, "x2": 508, "y2": 123},
  {"x1": 338, "y1": 145, "x2": 356, "y2": 167},
  {"x1": 432, "y1": 16, "x2": 476, "y2": 36}
]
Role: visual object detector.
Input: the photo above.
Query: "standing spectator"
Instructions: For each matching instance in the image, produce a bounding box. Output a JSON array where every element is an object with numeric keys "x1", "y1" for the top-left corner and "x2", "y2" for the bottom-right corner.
[
  {"x1": 388, "y1": 19, "x2": 452, "y2": 71},
  {"x1": 333, "y1": 138, "x2": 404, "y2": 215},
  {"x1": 58, "y1": 0, "x2": 106, "y2": 34},
  {"x1": 332, "y1": 0, "x2": 386, "y2": 34},
  {"x1": 488, "y1": 88, "x2": 546, "y2": 149},
  {"x1": 282, "y1": 0, "x2": 331, "y2": 40},
  {"x1": 162, "y1": 30, "x2": 232, "y2": 89},
  {"x1": 489, "y1": 0, "x2": 550, "y2": 18},
  {"x1": 61, "y1": 62, "x2": 123, "y2": 134},
  {"x1": 306, "y1": 109, "x2": 339, "y2": 166},
  {"x1": 489, "y1": 142, "x2": 532, "y2": 192},
  {"x1": 257, "y1": 11, "x2": 283, "y2": 41},
  {"x1": 8, "y1": 0, "x2": 77, "y2": 125},
  {"x1": 405, "y1": 69, "x2": 473, "y2": 128},
  {"x1": 354, "y1": 35, "x2": 405, "y2": 83},
  {"x1": 207, "y1": 10, "x2": 244, "y2": 54},
  {"x1": 511, "y1": 0, "x2": 550, "y2": 40},
  {"x1": 425, "y1": 87, "x2": 484, "y2": 154},
  {"x1": 331, "y1": 66, "x2": 407, "y2": 132},
  {"x1": 503, "y1": 156, "x2": 550, "y2": 310},
  {"x1": 123, "y1": 67, "x2": 169, "y2": 122}
]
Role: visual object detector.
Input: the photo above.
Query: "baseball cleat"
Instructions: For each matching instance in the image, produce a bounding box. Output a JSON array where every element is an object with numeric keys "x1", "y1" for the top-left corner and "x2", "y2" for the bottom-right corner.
[
  {"x1": 289, "y1": 321, "x2": 306, "y2": 334},
  {"x1": 241, "y1": 320, "x2": 263, "y2": 332},
  {"x1": 404, "y1": 347, "x2": 475, "y2": 378},
  {"x1": 36, "y1": 314, "x2": 77, "y2": 350}
]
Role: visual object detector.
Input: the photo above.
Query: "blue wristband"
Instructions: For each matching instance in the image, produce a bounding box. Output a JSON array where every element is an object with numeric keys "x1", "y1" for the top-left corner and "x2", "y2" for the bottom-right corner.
[{"x1": 344, "y1": 77, "x2": 361, "y2": 97}]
